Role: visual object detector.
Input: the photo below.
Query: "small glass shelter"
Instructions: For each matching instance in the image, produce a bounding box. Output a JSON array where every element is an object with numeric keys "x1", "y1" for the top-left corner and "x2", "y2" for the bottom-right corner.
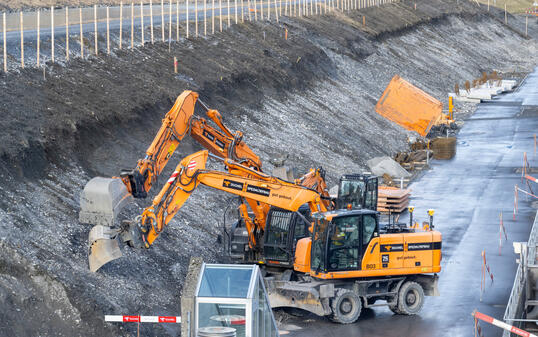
[{"x1": 194, "y1": 264, "x2": 279, "y2": 337}]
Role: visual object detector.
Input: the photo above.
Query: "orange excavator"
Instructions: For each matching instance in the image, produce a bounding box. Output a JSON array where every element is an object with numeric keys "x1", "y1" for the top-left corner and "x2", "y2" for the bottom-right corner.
[
  {"x1": 80, "y1": 90, "x2": 334, "y2": 271},
  {"x1": 117, "y1": 150, "x2": 442, "y2": 324}
]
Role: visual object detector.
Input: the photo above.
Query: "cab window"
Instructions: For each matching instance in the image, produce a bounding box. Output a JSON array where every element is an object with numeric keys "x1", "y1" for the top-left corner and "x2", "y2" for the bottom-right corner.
[
  {"x1": 362, "y1": 214, "x2": 377, "y2": 254},
  {"x1": 327, "y1": 216, "x2": 359, "y2": 271}
]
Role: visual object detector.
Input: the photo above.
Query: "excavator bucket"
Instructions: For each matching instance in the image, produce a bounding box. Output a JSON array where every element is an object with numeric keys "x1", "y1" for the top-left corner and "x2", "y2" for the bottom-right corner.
[
  {"x1": 88, "y1": 225, "x2": 122, "y2": 272},
  {"x1": 79, "y1": 177, "x2": 133, "y2": 227},
  {"x1": 80, "y1": 177, "x2": 133, "y2": 272}
]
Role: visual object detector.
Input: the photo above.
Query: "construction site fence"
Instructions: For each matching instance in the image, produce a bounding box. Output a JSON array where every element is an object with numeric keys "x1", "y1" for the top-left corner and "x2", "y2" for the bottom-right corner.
[
  {"x1": 503, "y1": 211, "x2": 538, "y2": 337},
  {"x1": 0, "y1": 0, "x2": 400, "y2": 72}
]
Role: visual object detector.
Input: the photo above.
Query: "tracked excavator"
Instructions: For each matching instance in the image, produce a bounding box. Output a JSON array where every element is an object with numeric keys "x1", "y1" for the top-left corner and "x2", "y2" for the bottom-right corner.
[
  {"x1": 80, "y1": 90, "x2": 363, "y2": 271},
  {"x1": 109, "y1": 150, "x2": 442, "y2": 323},
  {"x1": 80, "y1": 90, "x2": 264, "y2": 271}
]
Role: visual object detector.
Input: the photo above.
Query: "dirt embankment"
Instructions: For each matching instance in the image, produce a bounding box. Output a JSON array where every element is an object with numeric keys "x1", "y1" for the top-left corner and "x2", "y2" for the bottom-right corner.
[{"x1": 0, "y1": 0, "x2": 536, "y2": 336}]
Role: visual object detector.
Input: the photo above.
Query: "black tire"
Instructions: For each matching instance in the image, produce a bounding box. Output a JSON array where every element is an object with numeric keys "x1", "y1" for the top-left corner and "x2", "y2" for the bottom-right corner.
[
  {"x1": 329, "y1": 289, "x2": 362, "y2": 324},
  {"x1": 396, "y1": 281, "x2": 424, "y2": 315},
  {"x1": 388, "y1": 304, "x2": 401, "y2": 315}
]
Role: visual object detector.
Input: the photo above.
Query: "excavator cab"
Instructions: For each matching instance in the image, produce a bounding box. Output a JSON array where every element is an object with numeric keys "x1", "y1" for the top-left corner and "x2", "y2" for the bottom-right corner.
[
  {"x1": 262, "y1": 205, "x2": 312, "y2": 268},
  {"x1": 310, "y1": 210, "x2": 379, "y2": 273},
  {"x1": 336, "y1": 174, "x2": 378, "y2": 211}
]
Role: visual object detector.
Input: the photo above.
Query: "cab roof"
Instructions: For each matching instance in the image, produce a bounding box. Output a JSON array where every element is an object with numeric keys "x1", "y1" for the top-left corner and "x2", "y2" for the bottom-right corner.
[{"x1": 321, "y1": 208, "x2": 379, "y2": 221}]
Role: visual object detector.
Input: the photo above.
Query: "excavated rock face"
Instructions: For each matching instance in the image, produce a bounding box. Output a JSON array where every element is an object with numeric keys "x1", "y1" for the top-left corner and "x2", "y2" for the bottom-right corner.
[{"x1": 0, "y1": 1, "x2": 536, "y2": 336}]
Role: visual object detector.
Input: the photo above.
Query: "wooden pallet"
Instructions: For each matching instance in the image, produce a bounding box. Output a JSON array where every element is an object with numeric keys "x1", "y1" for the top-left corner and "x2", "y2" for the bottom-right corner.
[{"x1": 378, "y1": 186, "x2": 411, "y2": 214}]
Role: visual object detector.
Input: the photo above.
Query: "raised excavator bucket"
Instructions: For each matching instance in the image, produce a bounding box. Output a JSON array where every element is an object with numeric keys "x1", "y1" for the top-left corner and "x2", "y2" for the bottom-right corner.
[{"x1": 79, "y1": 177, "x2": 133, "y2": 272}]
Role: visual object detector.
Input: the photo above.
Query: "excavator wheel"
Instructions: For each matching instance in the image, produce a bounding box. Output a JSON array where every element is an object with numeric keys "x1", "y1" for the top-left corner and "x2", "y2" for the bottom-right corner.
[
  {"x1": 329, "y1": 288, "x2": 362, "y2": 324},
  {"x1": 396, "y1": 281, "x2": 424, "y2": 315}
]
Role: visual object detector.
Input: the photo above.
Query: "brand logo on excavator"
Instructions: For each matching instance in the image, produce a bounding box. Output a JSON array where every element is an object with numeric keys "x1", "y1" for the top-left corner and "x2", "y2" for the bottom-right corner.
[
  {"x1": 380, "y1": 244, "x2": 404, "y2": 252},
  {"x1": 223, "y1": 179, "x2": 244, "y2": 191}
]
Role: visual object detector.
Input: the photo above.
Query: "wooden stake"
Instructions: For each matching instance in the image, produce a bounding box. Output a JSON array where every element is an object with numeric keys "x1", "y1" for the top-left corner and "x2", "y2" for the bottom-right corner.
[
  {"x1": 66, "y1": 7, "x2": 69, "y2": 60},
  {"x1": 261, "y1": 0, "x2": 264, "y2": 19},
  {"x1": 268, "y1": 0, "x2": 271, "y2": 19},
  {"x1": 161, "y1": 0, "x2": 165, "y2": 41},
  {"x1": 141, "y1": 1, "x2": 145, "y2": 46},
  {"x1": 254, "y1": 0, "x2": 258, "y2": 20},
  {"x1": 37, "y1": 10, "x2": 40, "y2": 66},
  {"x1": 2, "y1": 12, "x2": 5, "y2": 72},
  {"x1": 219, "y1": 0, "x2": 222, "y2": 31},
  {"x1": 279, "y1": 0, "x2": 282, "y2": 16},
  {"x1": 195, "y1": 0, "x2": 198, "y2": 36},
  {"x1": 52, "y1": 6, "x2": 55, "y2": 62},
  {"x1": 227, "y1": 0, "x2": 231, "y2": 26},
  {"x1": 177, "y1": 0, "x2": 180, "y2": 40},
  {"x1": 150, "y1": 0, "x2": 154, "y2": 43},
  {"x1": 504, "y1": 2, "x2": 507, "y2": 24},
  {"x1": 204, "y1": 0, "x2": 207, "y2": 35},
  {"x1": 94, "y1": 5, "x2": 98, "y2": 55},
  {"x1": 248, "y1": 0, "x2": 252, "y2": 21},
  {"x1": 186, "y1": 0, "x2": 189, "y2": 37},
  {"x1": 241, "y1": 0, "x2": 244, "y2": 22},
  {"x1": 119, "y1": 2, "x2": 123, "y2": 49},
  {"x1": 212, "y1": 0, "x2": 215, "y2": 33},
  {"x1": 106, "y1": 6, "x2": 110, "y2": 54},
  {"x1": 235, "y1": 0, "x2": 238, "y2": 23},
  {"x1": 131, "y1": 2, "x2": 134, "y2": 48},
  {"x1": 79, "y1": 8, "x2": 83, "y2": 58},
  {"x1": 169, "y1": 0, "x2": 172, "y2": 46},
  {"x1": 20, "y1": 12, "x2": 24, "y2": 68},
  {"x1": 285, "y1": 0, "x2": 288, "y2": 16}
]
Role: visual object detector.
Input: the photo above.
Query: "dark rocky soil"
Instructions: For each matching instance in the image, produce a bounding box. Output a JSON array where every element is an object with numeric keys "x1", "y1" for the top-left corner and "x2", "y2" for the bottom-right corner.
[{"x1": 0, "y1": 1, "x2": 536, "y2": 336}]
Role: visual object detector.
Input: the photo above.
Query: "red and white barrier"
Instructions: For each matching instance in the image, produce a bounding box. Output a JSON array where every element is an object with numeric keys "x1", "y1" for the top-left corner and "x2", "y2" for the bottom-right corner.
[
  {"x1": 480, "y1": 250, "x2": 494, "y2": 302},
  {"x1": 472, "y1": 310, "x2": 538, "y2": 337},
  {"x1": 525, "y1": 175, "x2": 537, "y2": 184},
  {"x1": 105, "y1": 315, "x2": 181, "y2": 323},
  {"x1": 499, "y1": 212, "x2": 507, "y2": 255}
]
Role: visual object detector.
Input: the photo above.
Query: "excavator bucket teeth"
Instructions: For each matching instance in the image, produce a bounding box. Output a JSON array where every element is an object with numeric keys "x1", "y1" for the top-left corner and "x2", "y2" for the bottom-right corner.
[
  {"x1": 88, "y1": 225, "x2": 123, "y2": 272},
  {"x1": 79, "y1": 177, "x2": 133, "y2": 227}
]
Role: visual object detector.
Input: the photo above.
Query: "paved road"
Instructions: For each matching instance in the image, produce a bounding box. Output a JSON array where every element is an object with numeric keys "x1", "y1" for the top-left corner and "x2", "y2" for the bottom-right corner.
[{"x1": 280, "y1": 68, "x2": 538, "y2": 337}]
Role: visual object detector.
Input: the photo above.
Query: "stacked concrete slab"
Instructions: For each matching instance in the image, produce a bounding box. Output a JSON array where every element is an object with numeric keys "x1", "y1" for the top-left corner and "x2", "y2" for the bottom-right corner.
[{"x1": 450, "y1": 80, "x2": 518, "y2": 102}]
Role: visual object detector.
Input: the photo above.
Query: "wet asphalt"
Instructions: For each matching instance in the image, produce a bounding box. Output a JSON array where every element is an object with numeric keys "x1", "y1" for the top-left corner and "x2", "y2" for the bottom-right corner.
[{"x1": 279, "y1": 68, "x2": 538, "y2": 337}]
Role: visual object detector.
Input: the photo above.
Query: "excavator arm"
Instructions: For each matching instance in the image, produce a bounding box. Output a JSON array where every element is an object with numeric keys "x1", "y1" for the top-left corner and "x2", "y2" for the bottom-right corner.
[
  {"x1": 120, "y1": 90, "x2": 261, "y2": 198},
  {"x1": 133, "y1": 150, "x2": 326, "y2": 248}
]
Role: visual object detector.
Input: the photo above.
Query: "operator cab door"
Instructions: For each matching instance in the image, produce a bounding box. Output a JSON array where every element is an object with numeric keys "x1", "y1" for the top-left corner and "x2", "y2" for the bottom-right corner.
[
  {"x1": 326, "y1": 214, "x2": 378, "y2": 272},
  {"x1": 263, "y1": 205, "x2": 311, "y2": 268}
]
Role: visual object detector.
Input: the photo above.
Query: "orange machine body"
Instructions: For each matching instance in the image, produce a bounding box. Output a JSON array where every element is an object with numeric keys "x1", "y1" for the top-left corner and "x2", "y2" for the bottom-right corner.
[
  {"x1": 376, "y1": 75, "x2": 444, "y2": 137},
  {"x1": 294, "y1": 215, "x2": 442, "y2": 279}
]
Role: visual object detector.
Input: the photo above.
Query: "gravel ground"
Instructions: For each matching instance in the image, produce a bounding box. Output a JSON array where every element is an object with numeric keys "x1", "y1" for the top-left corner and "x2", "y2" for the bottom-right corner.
[{"x1": 0, "y1": 1, "x2": 536, "y2": 336}]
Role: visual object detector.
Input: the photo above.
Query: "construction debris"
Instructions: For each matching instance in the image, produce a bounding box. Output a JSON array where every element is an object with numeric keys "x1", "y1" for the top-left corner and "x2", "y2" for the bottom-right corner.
[{"x1": 367, "y1": 156, "x2": 411, "y2": 179}]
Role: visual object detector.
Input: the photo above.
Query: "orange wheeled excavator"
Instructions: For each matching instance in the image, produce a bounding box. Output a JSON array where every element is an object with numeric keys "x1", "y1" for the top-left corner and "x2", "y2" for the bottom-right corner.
[{"x1": 116, "y1": 150, "x2": 442, "y2": 324}]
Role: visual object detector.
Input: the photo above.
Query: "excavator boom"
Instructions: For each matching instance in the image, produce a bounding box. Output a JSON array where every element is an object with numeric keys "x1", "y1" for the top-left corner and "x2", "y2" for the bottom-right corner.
[{"x1": 138, "y1": 150, "x2": 326, "y2": 247}]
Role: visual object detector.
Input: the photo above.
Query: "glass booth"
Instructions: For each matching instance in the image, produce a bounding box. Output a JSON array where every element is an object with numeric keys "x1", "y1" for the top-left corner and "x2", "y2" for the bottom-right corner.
[{"x1": 195, "y1": 264, "x2": 279, "y2": 337}]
